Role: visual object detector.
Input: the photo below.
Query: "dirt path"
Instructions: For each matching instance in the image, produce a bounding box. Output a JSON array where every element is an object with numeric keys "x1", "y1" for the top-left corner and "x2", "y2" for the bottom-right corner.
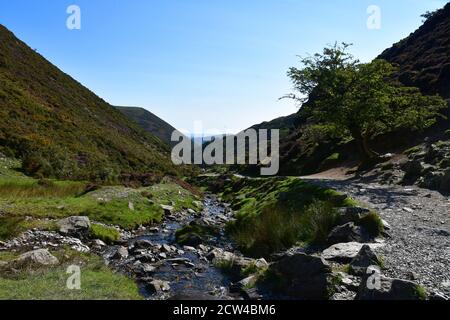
[{"x1": 302, "y1": 177, "x2": 450, "y2": 297}]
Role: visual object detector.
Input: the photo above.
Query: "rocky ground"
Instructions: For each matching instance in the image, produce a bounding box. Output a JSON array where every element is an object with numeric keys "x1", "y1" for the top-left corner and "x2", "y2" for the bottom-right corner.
[{"x1": 304, "y1": 178, "x2": 450, "y2": 298}]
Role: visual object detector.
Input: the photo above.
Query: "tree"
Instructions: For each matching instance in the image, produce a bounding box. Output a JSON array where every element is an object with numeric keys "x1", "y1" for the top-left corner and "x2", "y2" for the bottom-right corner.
[{"x1": 286, "y1": 43, "x2": 447, "y2": 162}]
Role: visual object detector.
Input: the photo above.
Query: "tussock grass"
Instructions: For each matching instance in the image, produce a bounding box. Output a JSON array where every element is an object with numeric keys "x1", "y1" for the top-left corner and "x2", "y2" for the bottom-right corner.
[
  {"x1": 0, "y1": 178, "x2": 86, "y2": 198},
  {"x1": 90, "y1": 224, "x2": 120, "y2": 244}
]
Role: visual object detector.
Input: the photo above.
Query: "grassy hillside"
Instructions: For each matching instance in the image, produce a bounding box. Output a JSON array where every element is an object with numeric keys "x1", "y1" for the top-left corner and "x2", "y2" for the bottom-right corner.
[
  {"x1": 116, "y1": 106, "x2": 177, "y2": 145},
  {"x1": 0, "y1": 24, "x2": 180, "y2": 181}
]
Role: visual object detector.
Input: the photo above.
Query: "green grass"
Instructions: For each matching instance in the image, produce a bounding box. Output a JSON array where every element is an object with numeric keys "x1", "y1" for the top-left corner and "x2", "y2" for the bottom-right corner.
[
  {"x1": 0, "y1": 216, "x2": 57, "y2": 241},
  {"x1": 0, "y1": 248, "x2": 142, "y2": 300},
  {"x1": 175, "y1": 222, "x2": 219, "y2": 246},
  {"x1": 414, "y1": 285, "x2": 428, "y2": 300},
  {"x1": 222, "y1": 177, "x2": 363, "y2": 257},
  {"x1": 0, "y1": 169, "x2": 200, "y2": 232},
  {"x1": 90, "y1": 224, "x2": 120, "y2": 244},
  {"x1": 357, "y1": 211, "x2": 384, "y2": 237}
]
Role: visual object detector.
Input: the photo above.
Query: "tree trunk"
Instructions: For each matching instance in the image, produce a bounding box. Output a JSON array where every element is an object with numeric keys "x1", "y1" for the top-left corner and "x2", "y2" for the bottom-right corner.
[{"x1": 351, "y1": 130, "x2": 379, "y2": 162}]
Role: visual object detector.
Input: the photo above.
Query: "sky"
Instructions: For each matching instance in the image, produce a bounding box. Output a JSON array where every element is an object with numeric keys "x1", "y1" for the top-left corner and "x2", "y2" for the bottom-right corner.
[{"x1": 0, "y1": 0, "x2": 448, "y2": 135}]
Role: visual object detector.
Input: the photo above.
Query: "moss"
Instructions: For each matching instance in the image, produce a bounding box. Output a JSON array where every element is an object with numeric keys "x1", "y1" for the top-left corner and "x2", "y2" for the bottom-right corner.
[
  {"x1": 404, "y1": 146, "x2": 422, "y2": 155},
  {"x1": 90, "y1": 224, "x2": 120, "y2": 244}
]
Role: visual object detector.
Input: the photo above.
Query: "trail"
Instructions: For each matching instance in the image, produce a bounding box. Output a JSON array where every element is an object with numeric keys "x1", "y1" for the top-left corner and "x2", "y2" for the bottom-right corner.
[{"x1": 302, "y1": 176, "x2": 450, "y2": 296}]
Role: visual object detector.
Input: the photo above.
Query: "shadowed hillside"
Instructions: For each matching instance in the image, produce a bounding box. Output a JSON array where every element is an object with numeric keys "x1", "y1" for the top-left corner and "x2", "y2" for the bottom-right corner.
[{"x1": 0, "y1": 25, "x2": 180, "y2": 180}]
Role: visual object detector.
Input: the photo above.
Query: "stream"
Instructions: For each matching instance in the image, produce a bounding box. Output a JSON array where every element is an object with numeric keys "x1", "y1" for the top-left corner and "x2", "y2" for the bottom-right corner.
[{"x1": 114, "y1": 195, "x2": 244, "y2": 300}]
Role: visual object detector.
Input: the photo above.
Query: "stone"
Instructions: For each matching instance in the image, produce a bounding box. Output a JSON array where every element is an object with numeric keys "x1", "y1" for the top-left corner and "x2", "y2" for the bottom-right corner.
[
  {"x1": 356, "y1": 277, "x2": 427, "y2": 300},
  {"x1": 133, "y1": 239, "x2": 154, "y2": 249},
  {"x1": 349, "y1": 245, "x2": 381, "y2": 276},
  {"x1": 91, "y1": 239, "x2": 106, "y2": 250},
  {"x1": 16, "y1": 249, "x2": 59, "y2": 266},
  {"x1": 270, "y1": 252, "x2": 332, "y2": 299},
  {"x1": 140, "y1": 264, "x2": 157, "y2": 274},
  {"x1": 147, "y1": 280, "x2": 171, "y2": 293},
  {"x1": 337, "y1": 207, "x2": 371, "y2": 224},
  {"x1": 128, "y1": 202, "x2": 134, "y2": 211},
  {"x1": 161, "y1": 205, "x2": 175, "y2": 215},
  {"x1": 114, "y1": 246, "x2": 129, "y2": 260},
  {"x1": 161, "y1": 244, "x2": 172, "y2": 253},
  {"x1": 57, "y1": 216, "x2": 91, "y2": 237},
  {"x1": 327, "y1": 222, "x2": 369, "y2": 245},
  {"x1": 322, "y1": 242, "x2": 384, "y2": 262}
]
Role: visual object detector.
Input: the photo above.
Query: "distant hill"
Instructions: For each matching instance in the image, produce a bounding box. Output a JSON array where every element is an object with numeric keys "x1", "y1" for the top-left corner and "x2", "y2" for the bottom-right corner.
[
  {"x1": 116, "y1": 106, "x2": 177, "y2": 145},
  {"x1": 0, "y1": 24, "x2": 180, "y2": 180}
]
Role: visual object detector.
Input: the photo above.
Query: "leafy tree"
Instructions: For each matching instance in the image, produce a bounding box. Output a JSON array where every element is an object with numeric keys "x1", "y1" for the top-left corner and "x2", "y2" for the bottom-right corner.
[{"x1": 286, "y1": 43, "x2": 447, "y2": 162}]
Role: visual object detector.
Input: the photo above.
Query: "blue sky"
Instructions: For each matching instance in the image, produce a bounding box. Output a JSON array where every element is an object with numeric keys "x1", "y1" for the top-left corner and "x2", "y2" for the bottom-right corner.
[{"x1": 0, "y1": 0, "x2": 447, "y2": 134}]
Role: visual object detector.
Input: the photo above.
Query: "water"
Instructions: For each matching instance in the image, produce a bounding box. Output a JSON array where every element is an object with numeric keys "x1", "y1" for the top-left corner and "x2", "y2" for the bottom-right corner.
[{"x1": 130, "y1": 195, "x2": 240, "y2": 300}]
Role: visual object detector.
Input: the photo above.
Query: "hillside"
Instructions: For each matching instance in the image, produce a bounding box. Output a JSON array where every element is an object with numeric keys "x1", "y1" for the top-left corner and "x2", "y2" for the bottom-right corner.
[
  {"x1": 115, "y1": 106, "x2": 177, "y2": 145},
  {"x1": 379, "y1": 3, "x2": 450, "y2": 101},
  {"x1": 0, "y1": 24, "x2": 179, "y2": 180}
]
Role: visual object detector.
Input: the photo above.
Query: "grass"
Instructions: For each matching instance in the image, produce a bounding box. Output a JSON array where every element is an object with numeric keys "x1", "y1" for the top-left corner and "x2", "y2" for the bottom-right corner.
[
  {"x1": 414, "y1": 285, "x2": 428, "y2": 300},
  {"x1": 90, "y1": 224, "x2": 120, "y2": 244},
  {"x1": 357, "y1": 211, "x2": 384, "y2": 237},
  {"x1": 0, "y1": 216, "x2": 57, "y2": 241},
  {"x1": 222, "y1": 177, "x2": 364, "y2": 257},
  {"x1": 404, "y1": 145, "x2": 422, "y2": 155},
  {"x1": 175, "y1": 222, "x2": 219, "y2": 246},
  {"x1": 0, "y1": 163, "x2": 200, "y2": 232},
  {"x1": 0, "y1": 248, "x2": 142, "y2": 300}
]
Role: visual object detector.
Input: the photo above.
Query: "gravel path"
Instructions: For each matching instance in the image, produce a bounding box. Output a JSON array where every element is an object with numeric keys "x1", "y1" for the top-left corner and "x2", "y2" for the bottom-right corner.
[{"x1": 304, "y1": 178, "x2": 450, "y2": 296}]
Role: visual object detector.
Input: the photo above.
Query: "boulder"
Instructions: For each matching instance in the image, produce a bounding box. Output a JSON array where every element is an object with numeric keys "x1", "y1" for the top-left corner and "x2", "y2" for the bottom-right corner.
[
  {"x1": 356, "y1": 277, "x2": 427, "y2": 300},
  {"x1": 147, "y1": 279, "x2": 171, "y2": 293},
  {"x1": 349, "y1": 245, "x2": 381, "y2": 276},
  {"x1": 270, "y1": 251, "x2": 332, "y2": 299},
  {"x1": 322, "y1": 242, "x2": 384, "y2": 262},
  {"x1": 161, "y1": 205, "x2": 175, "y2": 215},
  {"x1": 337, "y1": 207, "x2": 370, "y2": 224},
  {"x1": 327, "y1": 222, "x2": 369, "y2": 245},
  {"x1": 109, "y1": 246, "x2": 128, "y2": 260},
  {"x1": 133, "y1": 239, "x2": 154, "y2": 249},
  {"x1": 57, "y1": 216, "x2": 91, "y2": 237},
  {"x1": 16, "y1": 249, "x2": 59, "y2": 266}
]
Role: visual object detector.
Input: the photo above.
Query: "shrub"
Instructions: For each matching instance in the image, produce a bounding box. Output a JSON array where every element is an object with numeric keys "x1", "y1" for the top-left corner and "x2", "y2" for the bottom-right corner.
[{"x1": 358, "y1": 211, "x2": 384, "y2": 237}]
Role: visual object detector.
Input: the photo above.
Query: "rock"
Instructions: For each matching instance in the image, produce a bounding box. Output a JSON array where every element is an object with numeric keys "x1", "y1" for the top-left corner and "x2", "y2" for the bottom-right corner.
[
  {"x1": 356, "y1": 277, "x2": 427, "y2": 300},
  {"x1": 16, "y1": 249, "x2": 59, "y2": 266},
  {"x1": 91, "y1": 239, "x2": 106, "y2": 250},
  {"x1": 401, "y1": 160, "x2": 424, "y2": 181},
  {"x1": 349, "y1": 245, "x2": 381, "y2": 276},
  {"x1": 381, "y1": 219, "x2": 391, "y2": 230},
  {"x1": 187, "y1": 209, "x2": 196, "y2": 215},
  {"x1": 159, "y1": 253, "x2": 167, "y2": 259},
  {"x1": 161, "y1": 244, "x2": 172, "y2": 253},
  {"x1": 128, "y1": 202, "x2": 134, "y2": 211},
  {"x1": 140, "y1": 264, "x2": 157, "y2": 274},
  {"x1": 429, "y1": 292, "x2": 449, "y2": 301},
  {"x1": 133, "y1": 239, "x2": 153, "y2": 249},
  {"x1": 161, "y1": 205, "x2": 175, "y2": 215},
  {"x1": 179, "y1": 234, "x2": 204, "y2": 247},
  {"x1": 322, "y1": 242, "x2": 384, "y2": 262},
  {"x1": 327, "y1": 223, "x2": 369, "y2": 245},
  {"x1": 148, "y1": 227, "x2": 159, "y2": 233},
  {"x1": 111, "y1": 246, "x2": 129, "y2": 260},
  {"x1": 402, "y1": 207, "x2": 414, "y2": 213},
  {"x1": 337, "y1": 207, "x2": 371, "y2": 224},
  {"x1": 147, "y1": 280, "x2": 171, "y2": 293},
  {"x1": 57, "y1": 216, "x2": 91, "y2": 237},
  {"x1": 270, "y1": 252, "x2": 332, "y2": 300}
]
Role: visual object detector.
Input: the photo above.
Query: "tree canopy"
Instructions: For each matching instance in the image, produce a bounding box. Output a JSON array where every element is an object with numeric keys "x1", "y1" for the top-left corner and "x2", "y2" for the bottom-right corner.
[{"x1": 287, "y1": 43, "x2": 447, "y2": 161}]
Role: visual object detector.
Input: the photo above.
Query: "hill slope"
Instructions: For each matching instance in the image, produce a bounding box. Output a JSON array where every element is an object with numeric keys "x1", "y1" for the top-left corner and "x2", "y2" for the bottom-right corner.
[
  {"x1": 379, "y1": 3, "x2": 450, "y2": 101},
  {"x1": 115, "y1": 107, "x2": 176, "y2": 145},
  {"x1": 0, "y1": 24, "x2": 179, "y2": 180}
]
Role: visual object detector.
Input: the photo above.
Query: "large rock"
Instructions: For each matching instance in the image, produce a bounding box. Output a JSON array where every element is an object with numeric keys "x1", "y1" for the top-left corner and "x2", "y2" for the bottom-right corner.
[
  {"x1": 57, "y1": 216, "x2": 91, "y2": 237},
  {"x1": 327, "y1": 222, "x2": 369, "y2": 245},
  {"x1": 270, "y1": 251, "x2": 333, "y2": 299},
  {"x1": 322, "y1": 242, "x2": 384, "y2": 262},
  {"x1": 147, "y1": 279, "x2": 171, "y2": 293},
  {"x1": 16, "y1": 249, "x2": 59, "y2": 266},
  {"x1": 337, "y1": 207, "x2": 371, "y2": 225},
  {"x1": 349, "y1": 245, "x2": 381, "y2": 276},
  {"x1": 356, "y1": 277, "x2": 427, "y2": 300}
]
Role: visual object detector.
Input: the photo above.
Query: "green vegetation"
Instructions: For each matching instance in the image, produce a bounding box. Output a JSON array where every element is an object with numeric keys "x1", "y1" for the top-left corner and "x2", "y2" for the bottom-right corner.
[
  {"x1": 0, "y1": 25, "x2": 182, "y2": 181},
  {"x1": 175, "y1": 222, "x2": 219, "y2": 246},
  {"x1": 221, "y1": 177, "x2": 365, "y2": 257},
  {"x1": 90, "y1": 224, "x2": 120, "y2": 244},
  {"x1": 414, "y1": 285, "x2": 428, "y2": 300},
  {"x1": 0, "y1": 248, "x2": 142, "y2": 300},
  {"x1": 358, "y1": 211, "x2": 384, "y2": 237},
  {"x1": 0, "y1": 157, "x2": 201, "y2": 237},
  {"x1": 287, "y1": 43, "x2": 447, "y2": 162},
  {"x1": 404, "y1": 145, "x2": 422, "y2": 155}
]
